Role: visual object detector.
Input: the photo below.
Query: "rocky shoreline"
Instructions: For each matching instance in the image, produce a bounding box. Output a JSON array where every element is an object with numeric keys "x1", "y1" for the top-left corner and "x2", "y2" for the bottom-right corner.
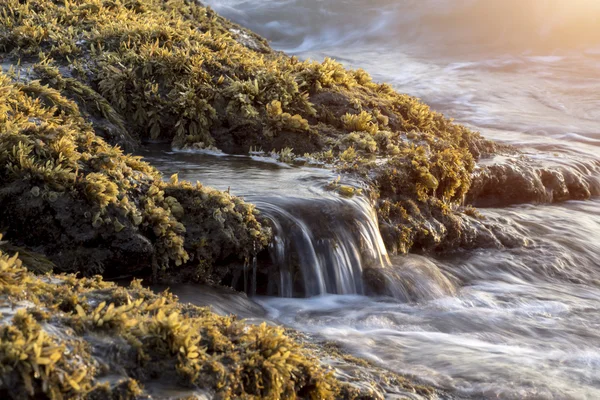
[{"x1": 0, "y1": 0, "x2": 597, "y2": 398}]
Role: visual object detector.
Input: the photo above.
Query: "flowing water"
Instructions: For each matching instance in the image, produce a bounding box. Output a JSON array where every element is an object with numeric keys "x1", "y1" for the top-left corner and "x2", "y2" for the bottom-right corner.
[{"x1": 149, "y1": 1, "x2": 600, "y2": 398}]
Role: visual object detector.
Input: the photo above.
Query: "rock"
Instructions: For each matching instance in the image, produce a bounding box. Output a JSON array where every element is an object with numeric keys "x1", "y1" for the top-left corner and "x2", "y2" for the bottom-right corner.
[
  {"x1": 0, "y1": 0, "x2": 574, "y2": 280},
  {"x1": 468, "y1": 157, "x2": 598, "y2": 207},
  {"x1": 0, "y1": 0, "x2": 502, "y2": 259},
  {"x1": 0, "y1": 243, "x2": 340, "y2": 399},
  {"x1": 0, "y1": 72, "x2": 269, "y2": 281}
]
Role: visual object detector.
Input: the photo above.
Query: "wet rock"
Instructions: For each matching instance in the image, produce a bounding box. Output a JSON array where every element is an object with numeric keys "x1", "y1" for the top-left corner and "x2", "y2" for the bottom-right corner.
[
  {"x1": 0, "y1": 73, "x2": 269, "y2": 281},
  {"x1": 0, "y1": 0, "x2": 505, "y2": 261},
  {"x1": 0, "y1": 243, "x2": 340, "y2": 399},
  {"x1": 468, "y1": 157, "x2": 599, "y2": 207},
  {"x1": 364, "y1": 255, "x2": 456, "y2": 301},
  {"x1": 1, "y1": 0, "x2": 583, "y2": 285}
]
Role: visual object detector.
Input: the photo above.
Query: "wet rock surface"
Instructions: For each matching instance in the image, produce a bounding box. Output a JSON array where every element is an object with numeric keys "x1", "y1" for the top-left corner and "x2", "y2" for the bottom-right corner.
[
  {"x1": 468, "y1": 156, "x2": 600, "y2": 207},
  {"x1": 0, "y1": 242, "x2": 343, "y2": 399}
]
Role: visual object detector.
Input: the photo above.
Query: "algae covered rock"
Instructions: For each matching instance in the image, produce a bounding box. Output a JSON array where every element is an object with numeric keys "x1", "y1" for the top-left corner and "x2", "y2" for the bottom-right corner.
[
  {"x1": 1, "y1": 0, "x2": 566, "y2": 265},
  {"x1": 0, "y1": 0, "x2": 506, "y2": 255},
  {"x1": 0, "y1": 71, "x2": 269, "y2": 279},
  {"x1": 0, "y1": 239, "x2": 339, "y2": 399}
]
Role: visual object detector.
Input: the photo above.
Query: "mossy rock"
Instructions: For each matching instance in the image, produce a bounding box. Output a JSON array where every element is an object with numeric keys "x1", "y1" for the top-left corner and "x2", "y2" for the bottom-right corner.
[
  {"x1": 0, "y1": 70, "x2": 269, "y2": 280},
  {"x1": 0, "y1": 238, "x2": 340, "y2": 399},
  {"x1": 0, "y1": 0, "x2": 507, "y2": 256}
]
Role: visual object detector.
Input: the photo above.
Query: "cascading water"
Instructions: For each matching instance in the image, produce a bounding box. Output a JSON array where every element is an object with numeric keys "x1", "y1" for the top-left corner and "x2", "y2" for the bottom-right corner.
[
  {"x1": 143, "y1": 146, "x2": 390, "y2": 298},
  {"x1": 256, "y1": 194, "x2": 389, "y2": 297},
  {"x1": 145, "y1": 144, "x2": 600, "y2": 399}
]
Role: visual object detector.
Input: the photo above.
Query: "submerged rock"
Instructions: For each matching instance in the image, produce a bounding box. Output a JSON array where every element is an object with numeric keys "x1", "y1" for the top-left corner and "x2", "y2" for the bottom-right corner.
[{"x1": 364, "y1": 255, "x2": 456, "y2": 302}]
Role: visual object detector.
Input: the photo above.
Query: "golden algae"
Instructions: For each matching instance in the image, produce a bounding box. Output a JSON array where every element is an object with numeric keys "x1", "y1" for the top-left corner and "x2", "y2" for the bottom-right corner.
[
  {"x1": 0, "y1": 239, "x2": 340, "y2": 399},
  {"x1": 0, "y1": 70, "x2": 269, "y2": 279},
  {"x1": 0, "y1": 0, "x2": 504, "y2": 263}
]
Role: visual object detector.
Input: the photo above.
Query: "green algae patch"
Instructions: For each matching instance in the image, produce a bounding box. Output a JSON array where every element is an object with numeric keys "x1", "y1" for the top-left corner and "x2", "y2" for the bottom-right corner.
[
  {"x1": 0, "y1": 0, "x2": 502, "y2": 255},
  {"x1": 0, "y1": 70, "x2": 269, "y2": 279},
  {"x1": 0, "y1": 239, "x2": 340, "y2": 399}
]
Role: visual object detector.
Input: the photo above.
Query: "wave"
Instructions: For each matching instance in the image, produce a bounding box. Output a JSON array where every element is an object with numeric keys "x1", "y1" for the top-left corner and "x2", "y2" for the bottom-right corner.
[{"x1": 207, "y1": 0, "x2": 600, "y2": 54}]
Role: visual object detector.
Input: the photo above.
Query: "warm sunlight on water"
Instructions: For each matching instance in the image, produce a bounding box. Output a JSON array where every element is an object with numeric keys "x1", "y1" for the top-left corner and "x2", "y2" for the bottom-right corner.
[{"x1": 209, "y1": 0, "x2": 600, "y2": 54}]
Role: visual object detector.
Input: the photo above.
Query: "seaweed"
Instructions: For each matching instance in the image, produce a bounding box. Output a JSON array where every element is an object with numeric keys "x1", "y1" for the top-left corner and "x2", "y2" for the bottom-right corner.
[
  {"x1": 0, "y1": 0, "x2": 504, "y2": 267},
  {"x1": 0, "y1": 243, "x2": 340, "y2": 399},
  {"x1": 0, "y1": 69, "x2": 269, "y2": 280}
]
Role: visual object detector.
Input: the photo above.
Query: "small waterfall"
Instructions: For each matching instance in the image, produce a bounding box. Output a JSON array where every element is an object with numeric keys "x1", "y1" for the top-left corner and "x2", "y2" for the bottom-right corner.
[{"x1": 256, "y1": 194, "x2": 390, "y2": 297}]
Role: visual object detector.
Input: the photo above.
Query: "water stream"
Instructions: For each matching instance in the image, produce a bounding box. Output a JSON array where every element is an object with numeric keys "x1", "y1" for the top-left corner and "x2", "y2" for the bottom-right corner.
[
  {"x1": 147, "y1": 1, "x2": 600, "y2": 398},
  {"x1": 144, "y1": 147, "x2": 389, "y2": 297}
]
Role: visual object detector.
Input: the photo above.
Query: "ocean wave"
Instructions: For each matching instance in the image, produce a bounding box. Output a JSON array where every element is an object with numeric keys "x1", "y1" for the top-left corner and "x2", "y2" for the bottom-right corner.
[{"x1": 207, "y1": 0, "x2": 600, "y2": 54}]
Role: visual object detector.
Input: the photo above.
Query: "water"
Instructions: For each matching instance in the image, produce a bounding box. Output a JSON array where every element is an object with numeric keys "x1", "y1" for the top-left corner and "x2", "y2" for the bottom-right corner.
[
  {"x1": 143, "y1": 147, "x2": 389, "y2": 297},
  {"x1": 256, "y1": 194, "x2": 389, "y2": 296},
  {"x1": 258, "y1": 200, "x2": 600, "y2": 399},
  {"x1": 152, "y1": 1, "x2": 600, "y2": 398},
  {"x1": 209, "y1": 0, "x2": 600, "y2": 150}
]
